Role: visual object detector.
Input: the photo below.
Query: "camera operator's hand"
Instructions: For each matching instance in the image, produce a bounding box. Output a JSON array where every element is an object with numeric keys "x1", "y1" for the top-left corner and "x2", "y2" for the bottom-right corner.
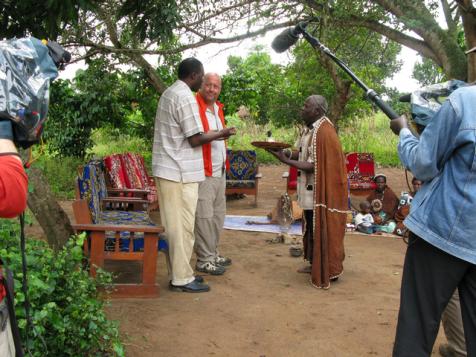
[{"x1": 390, "y1": 115, "x2": 409, "y2": 136}]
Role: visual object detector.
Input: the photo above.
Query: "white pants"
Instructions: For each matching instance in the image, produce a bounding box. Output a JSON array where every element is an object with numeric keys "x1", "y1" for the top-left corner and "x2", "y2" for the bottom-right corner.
[{"x1": 156, "y1": 178, "x2": 199, "y2": 286}]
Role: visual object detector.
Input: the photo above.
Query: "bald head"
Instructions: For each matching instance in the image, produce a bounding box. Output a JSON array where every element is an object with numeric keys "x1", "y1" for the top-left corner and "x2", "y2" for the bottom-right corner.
[
  {"x1": 307, "y1": 95, "x2": 328, "y2": 114},
  {"x1": 301, "y1": 95, "x2": 328, "y2": 125},
  {"x1": 199, "y1": 72, "x2": 222, "y2": 105}
]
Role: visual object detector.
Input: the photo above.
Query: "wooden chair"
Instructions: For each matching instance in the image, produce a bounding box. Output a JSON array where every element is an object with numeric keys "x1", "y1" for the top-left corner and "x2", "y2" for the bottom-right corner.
[
  {"x1": 225, "y1": 149, "x2": 262, "y2": 206},
  {"x1": 282, "y1": 166, "x2": 298, "y2": 195},
  {"x1": 72, "y1": 199, "x2": 164, "y2": 298},
  {"x1": 76, "y1": 160, "x2": 149, "y2": 213},
  {"x1": 346, "y1": 152, "x2": 377, "y2": 196}
]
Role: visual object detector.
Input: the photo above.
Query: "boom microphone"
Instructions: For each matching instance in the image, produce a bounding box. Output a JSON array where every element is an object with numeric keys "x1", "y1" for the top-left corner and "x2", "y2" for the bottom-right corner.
[
  {"x1": 270, "y1": 22, "x2": 400, "y2": 120},
  {"x1": 271, "y1": 22, "x2": 307, "y2": 53}
]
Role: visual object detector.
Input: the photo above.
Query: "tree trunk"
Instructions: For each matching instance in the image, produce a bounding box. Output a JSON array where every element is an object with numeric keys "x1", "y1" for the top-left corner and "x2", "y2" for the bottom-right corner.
[
  {"x1": 460, "y1": 0, "x2": 476, "y2": 82},
  {"x1": 27, "y1": 167, "x2": 74, "y2": 250}
]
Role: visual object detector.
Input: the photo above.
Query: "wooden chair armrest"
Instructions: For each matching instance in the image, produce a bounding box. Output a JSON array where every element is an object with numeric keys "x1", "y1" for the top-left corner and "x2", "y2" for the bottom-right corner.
[
  {"x1": 102, "y1": 197, "x2": 149, "y2": 204},
  {"x1": 107, "y1": 188, "x2": 150, "y2": 194},
  {"x1": 72, "y1": 223, "x2": 164, "y2": 234}
]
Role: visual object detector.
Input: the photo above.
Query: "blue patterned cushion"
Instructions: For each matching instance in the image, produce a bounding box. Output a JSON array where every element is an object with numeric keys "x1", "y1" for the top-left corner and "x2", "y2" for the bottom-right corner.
[
  {"x1": 99, "y1": 210, "x2": 155, "y2": 252},
  {"x1": 78, "y1": 166, "x2": 100, "y2": 223},
  {"x1": 226, "y1": 150, "x2": 257, "y2": 181}
]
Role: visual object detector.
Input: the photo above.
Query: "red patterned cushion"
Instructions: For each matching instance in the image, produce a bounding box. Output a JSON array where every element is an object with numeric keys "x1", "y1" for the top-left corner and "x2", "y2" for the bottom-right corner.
[
  {"x1": 104, "y1": 154, "x2": 128, "y2": 189},
  {"x1": 346, "y1": 152, "x2": 377, "y2": 190}
]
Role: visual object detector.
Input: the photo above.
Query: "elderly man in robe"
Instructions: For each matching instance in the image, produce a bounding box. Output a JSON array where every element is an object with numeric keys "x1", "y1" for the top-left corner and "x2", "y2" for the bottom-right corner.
[{"x1": 267, "y1": 95, "x2": 348, "y2": 289}]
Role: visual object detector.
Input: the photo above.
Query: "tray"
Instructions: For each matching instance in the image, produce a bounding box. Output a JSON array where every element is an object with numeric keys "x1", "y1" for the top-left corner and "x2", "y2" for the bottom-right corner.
[{"x1": 251, "y1": 141, "x2": 291, "y2": 150}]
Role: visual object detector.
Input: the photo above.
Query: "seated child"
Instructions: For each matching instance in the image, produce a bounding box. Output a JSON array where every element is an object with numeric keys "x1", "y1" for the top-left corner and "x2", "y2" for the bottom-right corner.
[
  {"x1": 370, "y1": 199, "x2": 396, "y2": 233},
  {"x1": 354, "y1": 201, "x2": 380, "y2": 234}
]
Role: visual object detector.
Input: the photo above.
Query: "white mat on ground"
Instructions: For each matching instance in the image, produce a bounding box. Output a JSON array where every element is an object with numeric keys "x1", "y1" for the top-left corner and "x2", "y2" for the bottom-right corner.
[{"x1": 224, "y1": 215, "x2": 302, "y2": 235}]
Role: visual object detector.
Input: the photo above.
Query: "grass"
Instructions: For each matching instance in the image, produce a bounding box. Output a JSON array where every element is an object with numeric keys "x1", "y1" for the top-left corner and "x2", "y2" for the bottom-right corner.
[{"x1": 340, "y1": 112, "x2": 401, "y2": 167}]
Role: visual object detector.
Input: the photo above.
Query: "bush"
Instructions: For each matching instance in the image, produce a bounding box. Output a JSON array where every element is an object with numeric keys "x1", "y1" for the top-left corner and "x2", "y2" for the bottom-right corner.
[
  {"x1": 0, "y1": 218, "x2": 124, "y2": 357},
  {"x1": 226, "y1": 114, "x2": 298, "y2": 164},
  {"x1": 33, "y1": 155, "x2": 83, "y2": 200},
  {"x1": 89, "y1": 127, "x2": 152, "y2": 171}
]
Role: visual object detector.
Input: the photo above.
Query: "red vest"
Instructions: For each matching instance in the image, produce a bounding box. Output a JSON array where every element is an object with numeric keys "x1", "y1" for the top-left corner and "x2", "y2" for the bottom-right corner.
[{"x1": 196, "y1": 92, "x2": 229, "y2": 176}]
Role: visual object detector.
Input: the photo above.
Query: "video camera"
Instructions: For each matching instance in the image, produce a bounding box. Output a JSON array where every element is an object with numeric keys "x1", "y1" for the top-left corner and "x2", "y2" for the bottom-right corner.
[{"x1": 0, "y1": 37, "x2": 70, "y2": 149}]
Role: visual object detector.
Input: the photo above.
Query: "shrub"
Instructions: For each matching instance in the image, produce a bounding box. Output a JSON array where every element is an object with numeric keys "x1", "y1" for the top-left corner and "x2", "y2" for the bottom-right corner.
[
  {"x1": 0, "y1": 218, "x2": 124, "y2": 357},
  {"x1": 33, "y1": 155, "x2": 83, "y2": 200}
]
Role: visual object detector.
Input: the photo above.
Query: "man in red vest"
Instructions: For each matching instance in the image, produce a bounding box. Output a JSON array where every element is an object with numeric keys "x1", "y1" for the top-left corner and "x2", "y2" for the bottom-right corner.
[{"x1": 194, "y1": 73, "x2": 236, "y2": 275}]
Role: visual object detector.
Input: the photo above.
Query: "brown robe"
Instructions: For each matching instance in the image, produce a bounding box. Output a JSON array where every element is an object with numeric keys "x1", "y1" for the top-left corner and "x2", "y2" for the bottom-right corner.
[{"x1": 311, "y1": 119, "x2": 349, "y2": 289}]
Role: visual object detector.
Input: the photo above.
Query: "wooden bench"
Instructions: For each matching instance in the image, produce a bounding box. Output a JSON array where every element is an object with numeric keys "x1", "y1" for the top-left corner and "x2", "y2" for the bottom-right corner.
[
  {"x1": 74, "y1": 160, "x2": 165, "y2": 298},
  {"x1": 72, "y1": 200, "x2": 164, "y2": 298}
]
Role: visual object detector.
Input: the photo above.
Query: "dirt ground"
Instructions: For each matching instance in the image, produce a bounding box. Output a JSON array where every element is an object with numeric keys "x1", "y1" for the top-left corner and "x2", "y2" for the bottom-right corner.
[{"x1": 34, "y1": 165, "x2": 447, "y2": 356}]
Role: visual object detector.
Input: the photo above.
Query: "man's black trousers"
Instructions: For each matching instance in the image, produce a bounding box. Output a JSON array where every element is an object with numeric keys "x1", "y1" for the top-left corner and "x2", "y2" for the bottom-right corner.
[{"x1": 393, "y1": 233, "x2": 476, "y2": 357}]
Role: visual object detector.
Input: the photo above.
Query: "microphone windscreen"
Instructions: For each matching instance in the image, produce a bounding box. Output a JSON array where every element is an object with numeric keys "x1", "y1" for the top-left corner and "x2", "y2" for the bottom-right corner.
[{"x1": 271, "y1": 28, "x2": 299, "y2": 53}]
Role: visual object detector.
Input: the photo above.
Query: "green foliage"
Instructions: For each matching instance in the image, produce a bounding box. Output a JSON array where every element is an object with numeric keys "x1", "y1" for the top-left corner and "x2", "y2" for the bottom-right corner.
[
  {"x1": 221, "y1": 47, "x2": 285, "y2": 125},
  {"x1": 45, "y1": 59, "x2": 157, "y2": 157},
  {"x1": 339, "y1": 112, "x2": 400, "y2": 166},
  {"x1": 412, "y1": 58, "x2": 446, "y2": 86},
  {"x1": 32, "y1": 155, "x2": 83, "y2": 200},
  {"x1": 0, "y1": 220, "x2": 123, "y2": 356},
  {"x1": 118, "y1": 0, "x2": 181, "y2": 42},
  {"x1": 0, "y1": 0, "x2": 95, "y2": 39},
  {"x1": 90, "y1": 126, "x2": 152, "y2": 170}
]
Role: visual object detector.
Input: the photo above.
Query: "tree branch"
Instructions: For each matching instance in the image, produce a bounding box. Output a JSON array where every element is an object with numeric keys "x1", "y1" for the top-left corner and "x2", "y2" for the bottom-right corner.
[{"x1": 345, "y1": 16, "x2": 440, "y2": 65}]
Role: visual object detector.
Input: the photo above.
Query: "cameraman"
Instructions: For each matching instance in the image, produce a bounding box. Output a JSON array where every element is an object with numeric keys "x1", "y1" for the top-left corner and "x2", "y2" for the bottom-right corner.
[
  {"x1": 0, "y1": 120, "x2": 28, "y2": 217},
  {"x1": 0, "y1": 118, "x2": 28, "y2": 357},
  {"x1": 390, "y1": 79, "x2": 476, "y2": 356}
]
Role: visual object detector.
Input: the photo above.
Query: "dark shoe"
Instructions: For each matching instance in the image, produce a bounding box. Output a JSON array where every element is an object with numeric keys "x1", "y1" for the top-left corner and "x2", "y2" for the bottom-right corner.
[
  {"x1": 196, "y1": 261, "x2": 226, "y2": 275},
  {"x1": 169, "y1": 280, "x2": 210, "y2": 293},
  {"x1": 215, "y1": 255, "x2": 232, "y2": 266},
  {"x1": 169, "y1": 276, "x2": 204, "y2": 288}
]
